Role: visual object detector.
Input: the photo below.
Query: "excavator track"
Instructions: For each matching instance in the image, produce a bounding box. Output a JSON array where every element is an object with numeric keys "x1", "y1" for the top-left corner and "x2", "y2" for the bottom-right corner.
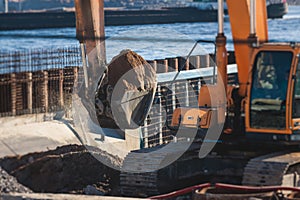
[
  {"x1": 120, "y1": 141, "x2": 198, "y2": 197},
  {"x1": 119, "y1": 139, "x2": 252, "y2": 197},
  {"x1": 243, "y1": 151, "x2": 300, "y2": 186},
  {"x1": 120, "y1": 151, "x2": 161, "y2": 197},
  {"x1": 120, "y1": 142, "x2": 300, "y2": 197}
]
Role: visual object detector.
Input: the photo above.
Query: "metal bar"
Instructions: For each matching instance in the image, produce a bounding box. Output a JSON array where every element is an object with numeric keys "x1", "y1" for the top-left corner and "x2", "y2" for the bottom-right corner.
[
  {"x1": 4, "y1": 0, "x2": 8, "y2": 13},
  {"x1": 250, "y1": 0, "x2": 256, "y2": 35},
  {"x1": 157, "y1": 64, "x2": 237, "y2": 83},
  {"x1": 144, "y1": 120, "x2": 149, "y2": 148},
  {"x1": 158, "y1": 85, "x2": 163, "y2": 145},
  {"x1": 185, "y1": 82, "x2": 189, "y2": 106},
  {"x1": 43, "y1": 71, "x2": 48, "y2": 112},
  {"x1": 218, "y1": 0, "x2": 224, "y2": 34},
  {"x1": 59, "y1": 69, "x2": 64, "y2": 107},
  {"x1": 80, "y1": 43, "x2": 89, "y2": 88},
  {"x1": 11, "y1": 73, "x2": 16, "y2": 116}
]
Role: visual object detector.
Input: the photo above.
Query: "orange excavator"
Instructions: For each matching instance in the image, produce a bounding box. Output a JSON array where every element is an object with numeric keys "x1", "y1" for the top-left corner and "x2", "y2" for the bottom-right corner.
[
  {"x1": 74, "y1": 0, "x2": 300, "y2": 197},
  {"x1": 172, "y1": 0, "x2": 300, "y2": 139}
]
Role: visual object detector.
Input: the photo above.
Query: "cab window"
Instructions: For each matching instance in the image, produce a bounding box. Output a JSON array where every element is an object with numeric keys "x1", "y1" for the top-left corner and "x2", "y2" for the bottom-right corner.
[{"x1": 250, "y1": 51, "x2": 293, "y2": 130}]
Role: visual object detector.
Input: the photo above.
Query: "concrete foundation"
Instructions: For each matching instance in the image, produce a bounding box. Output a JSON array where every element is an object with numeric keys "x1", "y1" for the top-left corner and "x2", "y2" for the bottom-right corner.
[
  {"x1": 125, "y1": 128, "x2": 142, "y2": 151},
  {"x1": 0, "y1": 114, "x2": 80, "y2": 158}
]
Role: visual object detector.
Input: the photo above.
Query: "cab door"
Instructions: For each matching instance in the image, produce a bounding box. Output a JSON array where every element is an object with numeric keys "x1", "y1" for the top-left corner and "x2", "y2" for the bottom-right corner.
[
  {"x1": 246, "y1": 50, "x2": 294, "y2": 135},
  {"x1": 291, "y1": 54, "x2": 300, "y2": 134}
]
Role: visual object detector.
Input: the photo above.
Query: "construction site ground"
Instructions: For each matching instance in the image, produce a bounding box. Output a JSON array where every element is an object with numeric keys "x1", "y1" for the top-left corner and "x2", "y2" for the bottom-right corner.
[
  {"x1": 0, "y1": 114, "x2": 142, "y2": 200},
  {"x1": 2, "y1": 114, "x2": 300, "y2": 200}
]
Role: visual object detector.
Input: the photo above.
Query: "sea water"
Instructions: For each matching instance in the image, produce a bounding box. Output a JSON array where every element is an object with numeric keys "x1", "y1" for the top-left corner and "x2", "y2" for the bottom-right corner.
[{"x1": 0, "y1": 5, "x2": 299, "y2": 62}]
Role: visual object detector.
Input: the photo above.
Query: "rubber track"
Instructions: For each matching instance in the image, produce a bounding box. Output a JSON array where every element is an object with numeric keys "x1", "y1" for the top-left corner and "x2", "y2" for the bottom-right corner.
[{"x1": 242, "y1": 151, "x2": 300, "y2": 186}]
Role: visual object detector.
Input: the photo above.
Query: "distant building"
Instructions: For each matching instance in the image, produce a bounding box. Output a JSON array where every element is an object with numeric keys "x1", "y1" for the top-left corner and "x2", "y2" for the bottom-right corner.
[
  {"x1": 104, "y1": 0, "x2": 193, "y2": 9},
  {"x1": 6, "y1": 0, "x2": 73, "y2": 11},
  {"x1": 0, "y1": 0, "x2": 4, "y2": 12}
]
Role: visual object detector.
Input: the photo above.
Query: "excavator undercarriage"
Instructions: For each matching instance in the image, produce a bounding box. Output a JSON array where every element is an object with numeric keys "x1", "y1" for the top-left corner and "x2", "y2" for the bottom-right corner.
[{"x1": 119, "y1": 132, "x2": 300, "y2": 197}]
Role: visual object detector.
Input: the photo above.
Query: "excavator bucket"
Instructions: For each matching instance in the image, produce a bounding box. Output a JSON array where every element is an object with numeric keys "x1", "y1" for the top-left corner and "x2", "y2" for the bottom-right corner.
[{"x1": 96, "y1": 50, "x2": 157, "y2": 130}]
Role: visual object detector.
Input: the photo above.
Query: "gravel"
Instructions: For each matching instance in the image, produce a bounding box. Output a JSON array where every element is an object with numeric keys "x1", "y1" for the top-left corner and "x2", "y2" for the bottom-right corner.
[{"x1": 0, "y1": 167, "x2": 32, "y2": 194}]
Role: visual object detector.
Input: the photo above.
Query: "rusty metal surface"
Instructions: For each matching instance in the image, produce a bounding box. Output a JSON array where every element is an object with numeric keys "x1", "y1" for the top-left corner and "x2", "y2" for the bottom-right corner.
[{"x1": 0, "y1": 47, "x2": 81, "y2": 117}]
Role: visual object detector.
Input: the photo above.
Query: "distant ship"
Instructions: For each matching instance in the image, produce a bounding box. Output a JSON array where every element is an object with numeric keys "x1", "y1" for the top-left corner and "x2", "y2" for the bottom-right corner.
[
  {"x1": 189, "y1": 0, "x2": 288, "y2": 19},
  {"x1": 267, "y1": 0, "x2": 288, "y2": 18},
  {"x1": 187, "y1": 0, "x2": 228, "y2": 14},
  {"x1": 0, "y1": 6, "x2": 218, "y2": 30},
  {"x1": 0, "y1": 0, "x2": 288, "y2": 30}
]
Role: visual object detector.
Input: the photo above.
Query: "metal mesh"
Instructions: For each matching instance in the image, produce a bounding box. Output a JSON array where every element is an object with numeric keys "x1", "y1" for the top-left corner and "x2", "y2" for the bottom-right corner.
[
  {"x1": 142, "y1": 66, "x2": 239, "y2": 148},
  {"x1": 0, "y1": 46, "x2": 81, "y2": 117},
  {"x1": 0, "y1": 47, "x2": 238, "y2": 149}
]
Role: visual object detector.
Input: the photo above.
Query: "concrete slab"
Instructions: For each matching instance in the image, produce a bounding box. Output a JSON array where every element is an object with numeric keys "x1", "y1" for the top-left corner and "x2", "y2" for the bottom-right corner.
[
  {"x1": 1, "y1": 193, "x2": 147, "y2": 200},
  {"x1": 0, "y1": 113, "x2": 135, "y2": 160},
  {"x1": 87, "y1": 131, "x2": 129, "y2": 159},
  {"x1": 0, "y1": 115, "x2": 81, "y2": 158}
]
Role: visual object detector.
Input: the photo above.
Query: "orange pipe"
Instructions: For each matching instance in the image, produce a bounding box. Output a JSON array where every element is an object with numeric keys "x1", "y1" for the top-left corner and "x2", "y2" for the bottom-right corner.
[
  {"x1": 150, "y1": 183, "x2": 211, "y2": 199},
  {"x1": 216, "y1": 183, "x2": 300, "y2": 192},
  {"x1": 150, "y1": 182, "x2": 300, "y2": 199}
]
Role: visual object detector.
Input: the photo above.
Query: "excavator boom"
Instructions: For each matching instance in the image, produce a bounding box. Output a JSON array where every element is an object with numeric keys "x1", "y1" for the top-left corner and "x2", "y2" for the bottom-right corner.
[{"x1": 227, "y1": 0, "x2": 268, "y2": 97}]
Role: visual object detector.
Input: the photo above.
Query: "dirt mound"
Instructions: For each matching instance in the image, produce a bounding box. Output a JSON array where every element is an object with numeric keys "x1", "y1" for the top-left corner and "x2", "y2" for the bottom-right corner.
[{"x1": 0, "y1": 144, "x2": 121, "y2": 195}]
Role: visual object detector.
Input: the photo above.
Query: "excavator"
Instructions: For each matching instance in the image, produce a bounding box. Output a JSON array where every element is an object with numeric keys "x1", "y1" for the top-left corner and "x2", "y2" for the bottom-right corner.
[{"x1": 73, "y1": 0, "x2": 300, "y2": 197}]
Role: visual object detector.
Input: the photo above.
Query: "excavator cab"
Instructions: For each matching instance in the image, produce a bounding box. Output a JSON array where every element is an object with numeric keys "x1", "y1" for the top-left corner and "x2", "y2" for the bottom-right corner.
[{"x1": 245, "y1": 44, "x2": 300, "y2": 139}]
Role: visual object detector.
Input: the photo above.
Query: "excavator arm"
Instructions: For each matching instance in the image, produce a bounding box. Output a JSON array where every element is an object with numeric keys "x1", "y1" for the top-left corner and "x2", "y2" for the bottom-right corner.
[
  {"x1": 74, "y1": 0, "x2": 106, "y2": 87},
  {"x1": 73, "y1": 0, "x2": 157, "y2": 131},
  {"x1": 227, "y1": 0, "x2": 268, "y2": 97}
]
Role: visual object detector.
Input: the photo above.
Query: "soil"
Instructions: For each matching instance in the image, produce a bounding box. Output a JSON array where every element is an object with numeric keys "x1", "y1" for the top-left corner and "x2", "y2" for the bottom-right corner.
[{"x1": 0, "y1": 144, "x2": 122, "y2": 196}]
